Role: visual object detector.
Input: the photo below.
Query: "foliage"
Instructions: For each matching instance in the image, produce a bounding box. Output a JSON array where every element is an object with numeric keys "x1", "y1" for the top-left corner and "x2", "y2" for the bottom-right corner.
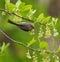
[
  {"x1": 0, "y1": 42, "x2": 9, "y2": 55},
  {"x1": 0, "y1": 0, "x2": 60, "y2": 62}
]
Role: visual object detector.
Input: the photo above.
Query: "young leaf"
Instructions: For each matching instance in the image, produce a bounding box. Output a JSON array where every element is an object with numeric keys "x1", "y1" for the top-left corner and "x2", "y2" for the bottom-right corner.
[
  {"x1": 26, "y1": 49, "x2": 32, "y2": 59},
  {"x1": 0, "y1": 42, "x2": 10, "y2": 53},
  {"x1": 27, "y1": 9, "x2": 36, "y2": 19},
  {"x1": 52, "y1": 17, "x2": 58, "y2": 25},
  {"x1": 43, "y1": 16, "x2": 51, "y2": 23},
  {"x1": 5, "y1": 2, "x2": 16, "y2": 12},
  {"x1": 19, "y1": 4, "x2": 32, "y2": 12},
  {"x1": 23, "y1": 5, "x2": 32, "y2": 11},
  {"x1": 37, "y1": 13, "x2": 44, "y2": 22},
  {"x1": 39, "y1": 41, "x2": 49, "y2": 49},
  {"x1": 16, "y1": 0, "x2": 21, "y2": 9},
  {"x1": 28, "y1": 38, "x2": 36, "y2": 47},
  {"x1": 19, "y1": 2, "x2": 25, "y2": 10},
  {"x1": 1, "y1": 42, "x2": 5, "y2": 53}
]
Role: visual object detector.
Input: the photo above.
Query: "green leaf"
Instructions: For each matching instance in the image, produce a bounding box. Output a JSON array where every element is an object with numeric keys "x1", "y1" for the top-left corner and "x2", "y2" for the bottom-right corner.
[
  {"x1": 54, "y1": 18, "x2": 58, "y2": 25},
  {"x1": 23, "y1": 5, "x2": 32, "y2": 11},
  {"x1": 4, "y1": 43, "x2": 10, "y2": 50},
  {"x1": 28, "y1": 38, "x2": 36, "y2": 46},
  {"x1": 52, "y1": 17, "x2": 58, "y2": 25},
  {"x1": 18, "y1": 2, "x2": 32, "y2": 16},
  {"x1": 27, "y1": 9, "x2": 36, "y2": 19},
  {"x1": 37, "y1": 13, "x2": 44, "y2": 21},
  {"x1": 16, "y1": 0, "x2": 21, "y2": 9},
  {"x1": 0, "y1": 42, "x2": 10, "y2": 53},
  {"x1": 6, "y1": 3, "x2": 16, "y2": 12},
  {"x1": 43, "y1": 16, "x2": 51, "y2": 23},
  {"x1": 39, "y1": 41, "x2": 49, "y2": 49},
  {"x1": 5, "y1": 0, "x2": 16, "y2": 12},
  {"x1": 19, "y1": 2, "x2": 25, "y2": 10},
  {"x1": 19, "y1": 3, "x2": 32, "y2": 12},
  {"x1": 1, "y1": 42, "x2": 5, "y2": 52}
]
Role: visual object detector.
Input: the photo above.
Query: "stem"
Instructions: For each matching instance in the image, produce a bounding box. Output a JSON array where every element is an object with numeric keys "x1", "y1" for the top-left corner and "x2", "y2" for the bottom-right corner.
[
  {"x1": 0, "y1": 9, "x2": 33, "y2": 22},
  {"x1": 0, "y1": 29, "x2": 39, "y2": 52},
  {"x1": 0, "y1": 9, "x2": 45, "y2": 26},
  {"x1": 0, "y1": 29, "x2": 56, "y2": 54}
]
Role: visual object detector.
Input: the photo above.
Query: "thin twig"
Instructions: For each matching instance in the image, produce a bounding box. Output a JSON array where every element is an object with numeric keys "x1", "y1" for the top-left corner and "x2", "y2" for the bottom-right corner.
[
  {"x1": 0, "y1": 29, "x2": 39, "y2": 52},
  {"x1": 0, "y1": 9, "x2": 11, "y2": 15},
  {"x1": 0, "y1": 9, "x2": 46, "y2": 26},
  {"x1": 0, "y1": 9, "x2": 33, "y2": 22},
  {"x1": 12, "y1": 13, "x2": 33, "y2": 22},
  {"x1": 0, "y1": 29, "x2": 56, "y2": 54}
]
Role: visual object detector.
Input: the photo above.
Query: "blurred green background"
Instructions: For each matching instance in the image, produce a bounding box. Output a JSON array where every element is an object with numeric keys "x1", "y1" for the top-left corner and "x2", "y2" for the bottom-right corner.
[{"x1": 0, "y1": 0, "x2": 60, "y2": 62}]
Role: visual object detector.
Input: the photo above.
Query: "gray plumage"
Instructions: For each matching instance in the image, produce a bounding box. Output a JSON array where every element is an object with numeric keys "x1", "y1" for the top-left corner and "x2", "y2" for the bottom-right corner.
[{"x1": 8, "y1": 20, "x2": 34, "y2": 31}]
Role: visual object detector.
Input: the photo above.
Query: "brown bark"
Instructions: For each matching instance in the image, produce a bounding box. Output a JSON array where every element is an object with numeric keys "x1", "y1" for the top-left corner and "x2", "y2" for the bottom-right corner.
[{"x1": 48, "y1": 0, "x2": 60, "y2": 17}]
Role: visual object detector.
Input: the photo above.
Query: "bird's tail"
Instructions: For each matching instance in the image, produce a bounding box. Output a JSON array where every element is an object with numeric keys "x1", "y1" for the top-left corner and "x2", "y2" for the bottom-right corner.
[{"x1": 8, "y1": 20, "x2": 19, "y2": 26}]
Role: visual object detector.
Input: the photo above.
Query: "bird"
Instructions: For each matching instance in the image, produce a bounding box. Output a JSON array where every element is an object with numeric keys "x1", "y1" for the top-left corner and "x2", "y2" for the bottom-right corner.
[{"x1": 8, "y1": 20, "x2": 34, "y2": 32}]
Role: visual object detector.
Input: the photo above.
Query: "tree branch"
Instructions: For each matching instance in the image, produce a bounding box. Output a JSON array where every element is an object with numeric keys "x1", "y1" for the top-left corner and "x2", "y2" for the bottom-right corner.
[
  {"x1": 0, "y1": 29, "x2": 56, "y2": 54},
  {"x1": 0, "y1": 9, "x2": 33, "y2": 22},
  {"x1": 0, "y1": 9, "x2": 46, "y2": 26},
  {"x1": 0, "y1": 29, "x2": 39, "y2": 52}
]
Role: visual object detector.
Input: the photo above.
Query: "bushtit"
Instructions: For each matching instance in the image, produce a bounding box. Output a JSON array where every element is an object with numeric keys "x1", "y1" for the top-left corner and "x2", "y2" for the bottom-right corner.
[{"x1": 8, "y1": 20, "x2": 34, "y2": 31}]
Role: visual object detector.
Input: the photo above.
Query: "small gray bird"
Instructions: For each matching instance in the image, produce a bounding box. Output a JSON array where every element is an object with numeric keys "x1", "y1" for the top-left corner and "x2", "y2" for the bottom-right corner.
[{"x1": 8, "y1": 20, "x2": 34, "y2": 32}]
